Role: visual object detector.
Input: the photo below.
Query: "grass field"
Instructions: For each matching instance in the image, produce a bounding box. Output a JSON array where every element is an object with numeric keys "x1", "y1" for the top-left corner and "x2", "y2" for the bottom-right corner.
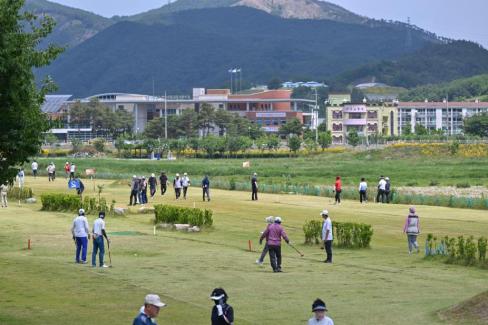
[
  {"x1": 1, "y1": 177, "x2": 488, "y2": 324},
  {"x1": 35, "y1": 146, "x2": 488, "y2": 187}
]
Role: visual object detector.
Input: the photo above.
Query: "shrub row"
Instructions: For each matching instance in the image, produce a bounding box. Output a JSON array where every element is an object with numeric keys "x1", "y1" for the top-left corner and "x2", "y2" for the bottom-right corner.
[
  {"x1": 302, "y1": 220, "x2": 373, "y2": 248},
  {"x1": 154, "y1": 204, "x2": 213, "y2": 227},
  {"x1": 40, "y1": 193, "x2": 115, "y2": 215},
  {"x1": 7, "y1": 187, "x2": 33, "y2": 200},
  {"x1": 425, "y1": 234, "x2": 487, "y2": 267}
]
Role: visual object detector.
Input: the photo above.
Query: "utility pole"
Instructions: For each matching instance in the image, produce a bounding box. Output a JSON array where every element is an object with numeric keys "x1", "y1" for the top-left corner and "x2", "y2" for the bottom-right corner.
[
  {"x1": 164, "y1": 91, "x2": 168, "y2": 139},
  {"x1": 314, "y1": 87, "x2": 319, "y2": 144}
]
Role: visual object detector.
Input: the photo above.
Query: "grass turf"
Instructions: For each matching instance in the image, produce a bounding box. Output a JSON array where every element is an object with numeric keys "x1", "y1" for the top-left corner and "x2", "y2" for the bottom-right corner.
[{"x1": 1, "y1": 177, "x2": 488, "y2": 324}]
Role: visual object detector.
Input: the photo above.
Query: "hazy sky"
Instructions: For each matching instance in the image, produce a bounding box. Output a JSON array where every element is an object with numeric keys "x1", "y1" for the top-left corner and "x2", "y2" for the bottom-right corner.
[{"x1": 51, "y1": 0, "x2": 488, "y2": 48}]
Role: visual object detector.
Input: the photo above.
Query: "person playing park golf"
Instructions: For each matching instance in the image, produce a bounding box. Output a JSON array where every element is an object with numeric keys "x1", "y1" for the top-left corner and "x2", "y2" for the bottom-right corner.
[
  {"x1": 182, "y1": 172, "x2": 191, "y2": 200},
  {"x1": 64, "y1": 161, "x2": 70, "y2": 178},
  {"x1": 0, "y1": 183, "x2": 8, "y2": 208},
  {"x1": 251, "y1": 172, "x2": 258, "y2": 201},
  {"x1": 260, "y1": 216, "x2": 290, "y2": 272},
  {"x1": 47, "y1": 162, "x2": 55, "y2": 182},
  {"x1": 159, "y1": 172, "x2": 168, "y2": 196},
  {"x1": 17, "y1": 168, "x2": 25, "y2": 188},
  {"x1": 334, "y1": 176, "x2": 342, "y2": 205},
  {"x1": 92, "y1": 211, "x2": 110, "y2": 268},
  {"x1": 403, "y1": 206, "x2": 420, "y2": 254},
  {"x1": 210, "y1": 288, "x2": 234, "y2": 325},
  {"x1": 376, "y1": 176, "x2": 386, "y2": 203},
  {"x1": 202, "y1": 175, "x2": 210, "y2": 202},
  {"x1": 133, "y1": 294, "x2": 166, "y2": 325},
  {"x1": 69, "y1": 162, "x2": 76, "y2": 180},
  {"x1": 148, "y1": 173, "x2": 158, "y2": 199},
  {"x1": 129, "y1": 175, "x2": 138, "y2": 205},
  {"x1": 308, "y1": 298, "x2": 334, "y2": 325},
  {"x1": 358, "y1": 177, "x2": 367, "y2": 204},
  {"x1": 385, "y1": 177, "x2": 391, "y2": 203},
  {"x1": 321, "y1": 210, "x2": 333, "y2": 263},
  {"x1": 71, "y1": 208, "x2": 90, "y2": 264},
  {"x1": 256, "y1": 216, "x2": 274, "y2": 265},
  {"x1": 31, "y1": 160, "x2": 38, "y2": 178},
  {"x1": 173, "y1": 173, "x2": 182, "y2": 200}
]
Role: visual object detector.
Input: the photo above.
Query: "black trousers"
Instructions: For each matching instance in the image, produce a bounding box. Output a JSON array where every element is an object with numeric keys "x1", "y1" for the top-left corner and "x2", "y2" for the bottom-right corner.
[
  {"x1": 359, "y1": 190, "x2": 367, "y2": 203},
  {"x1": 268, "y1": 245, "x2": 282, "y2": 271},
  {"x1": 335, "y1": 190, "x2": 341, "y2": 203},
  {"x1": 161, "y1": 184, "x2": 167, "y2": 195},
  {"x1": 175, "y1": 188, "x2": 181, "y2": 199},
  {"x1": 252, "y1": 186, "x2": 258, "y2": 201},
  {"x1": 203, "y1": 187, "x2": 210, "y2": 201},
  {"x1": 129, "y1": 190, "x2": 138, "y2": 205},
  {"x1": 324, "y1": 240, "x2": 333, "y2": 262},
  {"x1": 385, "y1": 191, "x2": 390, "y2": 203},
  {"x1": 376, "y1": 189, "x2": 385, "y2": 203},
  {"x1": 183, "y1": 186, "x2": 188, "y2": 199}
]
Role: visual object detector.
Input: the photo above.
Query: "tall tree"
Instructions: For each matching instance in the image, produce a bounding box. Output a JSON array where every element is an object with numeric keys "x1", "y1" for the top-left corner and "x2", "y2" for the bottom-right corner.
[
  {"x1": 279, "y1": 118, "x2": 303, "y2": 136},
  {"x1": 0, "y1": 0, "x2": 63, "y2": 183},
  {"x1": 198, "y1": 103, "x2": 216, "y2": 136}
]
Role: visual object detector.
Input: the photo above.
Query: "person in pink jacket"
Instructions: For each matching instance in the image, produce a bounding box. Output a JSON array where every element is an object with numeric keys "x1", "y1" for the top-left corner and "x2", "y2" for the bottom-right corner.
[
  {"x1": 259, "y1": 217, "x2": 289, "y2": 273},
  {"x1": 403, "y1": 206, "x2": 420, "y2": 254}
]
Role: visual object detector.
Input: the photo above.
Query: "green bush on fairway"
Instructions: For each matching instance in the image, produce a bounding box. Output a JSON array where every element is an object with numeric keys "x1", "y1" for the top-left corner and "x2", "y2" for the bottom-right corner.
[
  {"x1": 302, "y1": 220, "x2": 373, "y2": 248},
  {"x1": 7, "y1": 186, "x2": 33, "y2": 200},
  {"x1": 41, "y1": 193, "x2": 114, "y2": 215},
  {"x1": 425, "y1": 234, "x2": 488, "y2": 268},
  {"x1": 154, "y1": 204, "x2": 213, "y2": 227}
]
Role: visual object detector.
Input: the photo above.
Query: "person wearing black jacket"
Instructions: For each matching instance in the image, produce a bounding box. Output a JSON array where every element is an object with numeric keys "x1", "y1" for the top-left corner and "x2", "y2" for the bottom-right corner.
[
  {"x1": 251, "y1": 173, "x2": 258, "y2": 201},
  {"x1": 202, "y1": 175, "x2": 210, "y2": 202},
  {"x1": 210, "y1": 288, "x2": 234, "y2": 325},
  {"x1": 148, "y1": 173, "x2": 158, "y2": 199},
  {"x1": 159, "y1": 172, "x2": 168, "y2": 196}
]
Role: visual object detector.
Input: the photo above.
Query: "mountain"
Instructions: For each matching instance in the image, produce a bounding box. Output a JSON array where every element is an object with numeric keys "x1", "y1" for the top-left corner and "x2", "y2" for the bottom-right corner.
[
  {"x1": 399, "y1": 74, "x2": 488, "y2": 102},
  {"x1": 129, "y1": 0, "x2": 367, "y2": 24},
  {"x1": 38, "y1": 6, "x2": 435, "y2": 97},
  {"x1": 332, "y1": 41, "x2": 488, "y2": 90},
  {"x1": 24, "y1": 0, "x2": 113, "y2": 47}
]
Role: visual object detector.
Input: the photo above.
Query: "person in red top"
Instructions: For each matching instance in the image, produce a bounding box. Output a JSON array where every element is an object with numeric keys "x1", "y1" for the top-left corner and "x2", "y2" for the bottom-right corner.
[
  {"x1": 334, "y1": 176, "x2": 342, "y2": 205},
  {"x1": 259, "y1": 217, "x2": 290, "y2": 273},
  {"x1": 64, "y1": 162, "x2": 70, "y2": 179}
]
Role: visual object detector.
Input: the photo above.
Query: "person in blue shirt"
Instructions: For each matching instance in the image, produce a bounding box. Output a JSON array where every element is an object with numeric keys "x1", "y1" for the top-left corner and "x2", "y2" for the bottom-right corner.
[{"x1": 133, "y1": 294, "x2": 166, "y2": 325}]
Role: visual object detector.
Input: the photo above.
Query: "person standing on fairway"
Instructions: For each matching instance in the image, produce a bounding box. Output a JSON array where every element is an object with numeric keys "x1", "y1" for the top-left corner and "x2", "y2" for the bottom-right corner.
[
  {"x1": 202, "y1": 175, "x2": 210, "y2": 202},
  {"x1": 159, "y1": 172, "x2": 168, "y2": 196},
  {"x1": 376, "y1": 176, "x2": 386, "y2": 203},
  {"x1": 210, "y1": 288, "x2": 234, "y2": 325},
  {"x1": 182, "y1": 172, "x2": 191, "y2": 200},
  {"x1": 260, "y1": 216, "x2": 290, "y2": 272},
  {"x1": 358, "y1": 178, "x2": 367, "y2": 203},
  {"x1": 31, "y1": 160, "x2": 38, "y2": 178},
  {"x1": 308, "y1": 298, "x2": 334, "y2": 325},
  {"x1": 0, "y1": 183, "x2": 8, "y2": 208},
  {"x1": 173, "y1": 173, "x2": 182, "y2": 200},
  {"x1": 251, "y1": 172, "x2": 258, "y2": 201},
  {"x1": 17, "y1": 168, "x2": 25, "y2": 188},
  {"x1": 403, "y1": 206, "x2": 420, "y2": 254},
  {"x1": 64, "y1": 161, "x2": 70, "y2": 178},
  {"x1": 71, "y1": 208, "x2": 90, "y2": 264},
  {"x1": 47, "y1": 162, "x2": 55, "y2": 182},
  {"x1": 385, "y1": 177, "x2": 391, "y2": 203},
  {"x1": 92, "y1": 211, "x2": 109, "y2": 268},
  {"x1": 321, "y1": 210, "x2": 333, "y2": 263},
  {"x1": 148, "y1": 173, "x2": 158, "y2": 199},
  {"x1": 334, "y1": 176, "x2": 342, "y2": 205},
  {"x1": 129, "y1": 176, "x2": 138, "y2": 206},
  {"x1": 69, "y1": 162, "x2": 76, "y2": 180},
  {"x1": 133, "y1": 294, "x2": 166, "y2": 325},
  {"x1": 256, "y1": 216, "x2": 274, "y2": 265}
]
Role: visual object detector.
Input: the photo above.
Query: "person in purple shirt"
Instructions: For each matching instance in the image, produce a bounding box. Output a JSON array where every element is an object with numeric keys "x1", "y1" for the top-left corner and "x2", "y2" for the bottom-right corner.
[{"x1": 259, "y1": 216, "x2": 290, "y2": 273}]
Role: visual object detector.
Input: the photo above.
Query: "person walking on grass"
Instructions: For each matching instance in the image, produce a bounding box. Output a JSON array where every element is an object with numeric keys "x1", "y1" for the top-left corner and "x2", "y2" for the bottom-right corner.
[
  {"x1": 129, "y1": 175, "x2": 138, "y2": 206},
  {"x1": 251, "y1": 172, "x2": 258, "y2": 201},
  {"x1": 47, "y1": 162, "x2": 55, "y2": 182},
  {"x1": 69, "y1": 162, "x2": 76, "y2": 180},
  {"x1": 210, "y1": 288, "x2": 234, "y2": 325},
  {"x1": 202, "y1": 175, "x2": 210, "y2": 202},
  {"x1": 321, "y1": 210, "x2": 333, "y2": 263},
  {"x1": 358, "y1": 178, "x2": 368, "y2": 203},
  {"x1": 308, "y1": 298, "x2": 334, "y2": 325},
  {"x1": 17, "y1": 168, "x2": 25, "y2": 188},
  {"x1": 1, "y1": 183, "x2": 8, "y2": 208},
  {"x1": 148, "y1": 173, "x2": 158, "y2": 199},
  {"x1": 334, "y1": 176, "x2": 342, "y2": 205},
  {"x1": 260, "y1": 216, "x2": 290, "y2": 273},
  {"x1": 376, "y1": 176, "x2": 386, "y2": 203},
  {"x1": 159, "y1": 172, "x2": 168, "y2": 196},
  {"x1": 31, "y1": 160, "x2": 38, "y2": 178},
  {"x1": 256, "y1": 216, "x2": 274, "y2": 265},
  {"x1": 182, "y1": 172, "x2": 191, "y2": 200},
  {"x1": 385, "y1": 177, "x2": 391, "y2": 203},
  {"x1": 92, "y1": 211, "x2": 109, "y2": 268},
  {"x1": 71, "y1": 208, "x2": 90, "y2": 264},
  {"x1": 64, "y1": 161, "x2": 70, "y2": 179},
  {"x1": 133, "y1": 294, "x2": 166, "y2": 325},
  {"x1": 403, "y1": 206, "x2": 420, "y2": 254},
  {"x1": 141, "y1": 176, "x2": 148, "y2": 204},
  {"x1": 173, "y1": 173, "x2": 182, "y2": 200}
]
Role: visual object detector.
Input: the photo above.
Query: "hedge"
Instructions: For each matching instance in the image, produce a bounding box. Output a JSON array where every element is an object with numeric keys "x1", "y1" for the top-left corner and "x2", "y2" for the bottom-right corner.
[
  {"x1": 154, "y1": 204, "x2": 213, "y2": 227},
  {"x1": 302, "y1": 220, "x2": 373, "y2": 248},
  {"x1": 7, "y1": 187, "x2": 33, "y2": 200},
  {"x1": 425, "y1": 233, "x2": 487, "y2": 268},
  {"x1": 41, "y1": 193, "x2": 115, "y2": 215}
]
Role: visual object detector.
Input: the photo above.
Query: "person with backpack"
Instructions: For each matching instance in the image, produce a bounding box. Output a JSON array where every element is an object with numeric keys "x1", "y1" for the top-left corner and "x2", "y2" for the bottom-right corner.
[
  {"x1": 202, "y1": 175, "x2": 210, "y2": 202},
  {"x1": 403, "y1": 206, "x2": 420, "y2": 254},
  {"x1": 358, "y1": 178, "x2": 368, "y2": 204},
  {"x1": 256, "y1": 216, "x2": 274, "y2": 266},
  {"x1": 259, "y1": 216, "x2": 290, "y2": 272},
  {"x1": 148, "y1": 173, "x2": 158, "y2": 199},
  {"x1": 210, "y1": 288, "x2": 234, "y2": 325},
  {"x1": 334, "y1": 176, "x2": 342, "y2": 205},
  {"x1": 159, "y1": 172, "x2": 168, "y2": 196}
]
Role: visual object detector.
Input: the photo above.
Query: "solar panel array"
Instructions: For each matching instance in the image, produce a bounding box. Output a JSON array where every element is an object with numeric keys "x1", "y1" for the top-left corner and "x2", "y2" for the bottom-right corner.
[{"x1": 41, "y1": 95, "x2": 72, "y2": 113}]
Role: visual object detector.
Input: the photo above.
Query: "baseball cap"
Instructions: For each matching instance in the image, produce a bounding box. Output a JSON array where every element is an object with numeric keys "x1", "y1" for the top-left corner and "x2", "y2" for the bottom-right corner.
[
  {"x1": 274, "y1": 216, "x2": 282, "y2": 223},
  {"x1": 78, "y1": 208, "x2": 85, "y2": 215},
  {"x1": 99, "y1": 211, "x2": 106, "y2": 219},
  {"x1": 133, "y1": 175, "x2": 137, "y2": 178},
  {"x1": 145, "y1": 294, "x2": 166, "y2": 308},
  {"x1": 320, "y1": 210, "x2": 329, "y2": 216},
  {"x1": 176, "y1": 173, "x2": 180, "y2": 177},
  {"x1": 312, "y1": 298, "x2": 328, "y2": 312},
  {"x1": 184, "y1": 172, "x2": 188, "y2": 176}
]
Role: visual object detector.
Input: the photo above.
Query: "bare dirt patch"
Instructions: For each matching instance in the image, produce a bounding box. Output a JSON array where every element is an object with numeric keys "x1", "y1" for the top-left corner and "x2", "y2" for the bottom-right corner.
[{"x1": 439, "y1": 291, "x2": 488, "y2": 324}]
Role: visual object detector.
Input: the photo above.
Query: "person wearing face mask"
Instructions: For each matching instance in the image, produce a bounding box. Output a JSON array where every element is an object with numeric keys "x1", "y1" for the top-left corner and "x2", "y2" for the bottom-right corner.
[{"x1": 210, "y1": 288, "x2": 234, "y2": 325}]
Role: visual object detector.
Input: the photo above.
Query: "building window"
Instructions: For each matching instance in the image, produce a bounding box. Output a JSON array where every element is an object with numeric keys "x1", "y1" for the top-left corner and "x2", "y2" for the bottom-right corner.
[
  {"x1": 332, "y1": 111, "x2": 343, "y2": 119},
  {"x1": 367, "y1": 123, "x2": 378, "y2": 132},
  {"x1": 367, "y1": 111, "x2": 377, "y2": 119},
  {"x1": 332, "y1": 123, "x2": 343, "y2": 131},
  {"x1": 118, "y1": 105, "x2": 124, "y2": 110},
  {"x1": 219, "y1": 104, "x2": 224, "y2": 109},
  {"x1": 349, "y1": 112, "x2": 362, "y2": 119}
]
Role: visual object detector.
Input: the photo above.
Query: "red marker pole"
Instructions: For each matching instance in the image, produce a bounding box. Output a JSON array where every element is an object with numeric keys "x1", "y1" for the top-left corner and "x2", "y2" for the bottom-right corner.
[
  {"x1": 28, "y1": 239, "x2": 31, "y2": 250},
  {"x1": 248, "y1": 240, "x2": 252, "y2": 252}
]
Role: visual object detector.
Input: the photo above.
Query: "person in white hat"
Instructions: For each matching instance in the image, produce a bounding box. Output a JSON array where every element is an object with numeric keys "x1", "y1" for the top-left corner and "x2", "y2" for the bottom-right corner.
[
  {"x1": 129, "y1": 175, "x2": 138, "y2": 206},
  {"x1": 133, "y1": 294, "x2": 166, "y2": 325},
  {"x1": 321, "y1": 210, "x2": 333, "y2": 263},
  {"x1": 173, "y1": 173, "x2": 182, "y2": 200},
  {"x1": 256, "y1": 216, "x2": 274, "y2": 265},
  {"x1": 148, "y1": 173, "x2": 158, "y2": 199},
  {"x1": 181, "y1": 172, "x2": 191, "y2": 200},
  {"x1": 71, "y1": 208, "x2": 90, "y2": 264},
  {"x1": 259, "y1": 216, "x2": 290, "y2": 272},
  {"x1": 251, "y1": 172, "x2": 258, "y2": 201}
]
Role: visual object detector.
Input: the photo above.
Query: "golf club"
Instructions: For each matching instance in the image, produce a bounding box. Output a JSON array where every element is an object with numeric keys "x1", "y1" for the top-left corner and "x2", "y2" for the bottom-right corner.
[
  {"x1": 288, "y1": 242, "x2": 304, "y2": 257},
  {"x1": 107, "y1": 239, "x2": 113, "y2": 267}
]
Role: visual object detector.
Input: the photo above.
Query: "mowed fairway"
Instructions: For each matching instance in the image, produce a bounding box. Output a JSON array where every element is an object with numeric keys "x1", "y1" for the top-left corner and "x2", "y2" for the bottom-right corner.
[{"x1": 1, "y1": 177, "x2": 488, "y2": 324}]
